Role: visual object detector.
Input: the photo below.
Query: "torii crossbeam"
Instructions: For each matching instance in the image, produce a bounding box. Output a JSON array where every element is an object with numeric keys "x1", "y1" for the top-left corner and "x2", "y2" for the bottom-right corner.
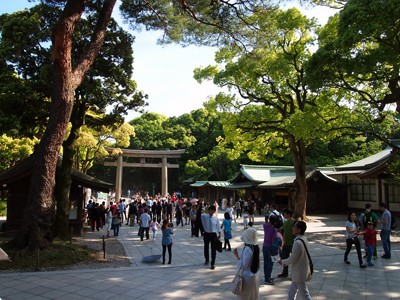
[{"x1": 104, "y1": 149, "x2": 185, "y2": 200}]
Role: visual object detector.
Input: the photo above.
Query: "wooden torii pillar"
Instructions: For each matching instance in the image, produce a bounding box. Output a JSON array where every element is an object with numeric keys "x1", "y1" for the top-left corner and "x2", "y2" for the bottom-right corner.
[{"x1": 104, "y1": 149, "x2": 185, "y2": 200}]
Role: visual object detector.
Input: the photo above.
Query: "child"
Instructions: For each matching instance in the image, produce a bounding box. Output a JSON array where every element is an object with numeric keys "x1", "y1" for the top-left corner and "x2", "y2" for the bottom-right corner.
[
  {"x1": 221, "y1": 212, "x2": 232, "y2": 251},
  {"x1": 359, "y1": 221, "x2": 379, "y2": 267},
  {"x1": 243, "y1": 211, "x2": 249, "y2": 229},
  {"x1": 150, "y1": 217, "x2": 160, "y2": 240}
]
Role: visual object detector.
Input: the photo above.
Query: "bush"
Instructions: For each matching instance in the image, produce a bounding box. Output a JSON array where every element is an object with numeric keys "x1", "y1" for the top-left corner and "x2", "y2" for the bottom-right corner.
[{"x1": 0, "y1": 198, "x2": 6, "y2": 216}]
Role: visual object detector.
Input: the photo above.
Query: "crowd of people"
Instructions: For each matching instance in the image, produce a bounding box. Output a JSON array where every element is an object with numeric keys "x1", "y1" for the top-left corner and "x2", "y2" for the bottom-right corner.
[{"x1": 85, "y1": 194, "x2": 395, "y2": 300}]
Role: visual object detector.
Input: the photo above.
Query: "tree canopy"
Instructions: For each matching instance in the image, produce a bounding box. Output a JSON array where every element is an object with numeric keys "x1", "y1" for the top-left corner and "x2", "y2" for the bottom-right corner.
[{"x1": 307, "y1": 0, "x2": 400, "y2": 117}]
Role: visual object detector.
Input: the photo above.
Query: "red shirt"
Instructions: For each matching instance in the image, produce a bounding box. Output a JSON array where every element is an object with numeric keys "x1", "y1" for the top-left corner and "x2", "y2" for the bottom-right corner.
[
  {"x1": 110, "y1": 204, "x2": 117, "y2": 216},
  {"x1": 364, "y1": 228, "x2": 378, "y2": 246}
]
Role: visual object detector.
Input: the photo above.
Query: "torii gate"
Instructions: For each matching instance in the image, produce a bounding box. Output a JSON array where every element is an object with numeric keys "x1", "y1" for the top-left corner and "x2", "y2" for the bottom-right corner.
[{"x1": 104, "y1": 149, "x2": 185, "y2": 200}]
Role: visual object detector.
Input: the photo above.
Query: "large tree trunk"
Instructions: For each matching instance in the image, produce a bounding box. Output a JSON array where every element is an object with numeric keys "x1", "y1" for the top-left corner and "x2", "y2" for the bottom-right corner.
[
  {"x1": 288, "y1": 136, "x2": 308, "y2": 220},
  {"x1": 54, "y1": 93, "x2": 85, "y2": 239},
  {"x1": 13, "y1": 0, "x2": 116, "y2": 249}
]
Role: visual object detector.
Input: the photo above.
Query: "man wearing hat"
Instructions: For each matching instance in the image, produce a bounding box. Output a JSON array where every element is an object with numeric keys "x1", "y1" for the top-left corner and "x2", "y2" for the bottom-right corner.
[{"x1": 233, "y1": 227, "x2": 260, "y2": 299}]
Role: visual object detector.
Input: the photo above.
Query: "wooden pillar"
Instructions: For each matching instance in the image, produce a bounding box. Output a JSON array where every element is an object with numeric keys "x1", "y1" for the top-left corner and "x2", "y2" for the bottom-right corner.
[
  {"x1": 115, "y1": 155, "x2": 123, "y2": 201},
  {"x1": 161, "y1": 156, "x2": 168, "y2": 196}
]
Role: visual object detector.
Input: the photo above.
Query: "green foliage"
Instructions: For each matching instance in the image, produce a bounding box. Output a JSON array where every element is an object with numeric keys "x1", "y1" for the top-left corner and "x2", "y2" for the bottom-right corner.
[
  {"x1": 127, "y1": 108, "x2": 240, "y2": 181},
  {"x1": 0, "y1": 3, "x2": 147, "y2": 176},
  {"x1": 388, "y1": 151, "x2": 400, "y2": 184},
  {"x1": 120, "y1": 0, "x2": 273, "y2": 46},
  {"x1": 0, "y1": 4, "x2": 54, "y2": 136},
  {"x1": 0, "y1": 4, "x2": 147, "y2": 139},
  {"x1": 307, "y1": 0, "x2": 400, "y2": 115},
  {"x1": 195, "y1": 8, "x2": 350, "y2": 164},
  {"x1": 74, "y1": 122, "x2": 135, "y2": 173},
  {"x1": 0, "y1": 198, "x2": 6, "y2": 216},
  {"x1": 0, "y1": 134, "x2": 39, "y2": 172}
]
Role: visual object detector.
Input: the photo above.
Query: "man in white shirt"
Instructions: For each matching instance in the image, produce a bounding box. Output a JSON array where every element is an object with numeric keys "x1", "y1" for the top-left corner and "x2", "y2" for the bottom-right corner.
[
  {"x1": 139, "y1": 208, "x2": 151, "y2": 241},
  {"x1": 201, "y1": 205, "x2": 221, "y2": 270}
]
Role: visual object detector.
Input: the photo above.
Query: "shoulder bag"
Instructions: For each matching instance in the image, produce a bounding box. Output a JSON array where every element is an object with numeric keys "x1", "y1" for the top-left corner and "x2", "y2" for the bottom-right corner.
[
  {"x1": 297, "y1": 238, "x2": 314, "y2": 275},
  {"x1": 231, "y1": 248, "x2": 244, "y2": 295}
]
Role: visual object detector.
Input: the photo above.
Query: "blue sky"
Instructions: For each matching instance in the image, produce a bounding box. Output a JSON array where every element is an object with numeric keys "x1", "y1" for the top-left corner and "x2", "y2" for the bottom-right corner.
[{"x1": 1, "y1": 1, "x2": 335, "y2": 121}]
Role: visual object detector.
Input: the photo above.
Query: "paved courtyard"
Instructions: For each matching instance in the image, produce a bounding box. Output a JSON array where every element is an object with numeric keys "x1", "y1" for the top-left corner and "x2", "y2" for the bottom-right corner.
[{"x1": 0, "y1": 214, "x2": 399, "y2": 299}]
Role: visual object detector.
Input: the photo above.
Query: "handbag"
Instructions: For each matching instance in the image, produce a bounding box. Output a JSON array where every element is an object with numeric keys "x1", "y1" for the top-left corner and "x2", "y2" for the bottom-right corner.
[
  {"x1": 231, "y1": 271, "x2": 243, "y2": 295},
  {"x1": 297, "y1": 238, "x2": 314, "y2": 275},
  {"x1": 216, "y1": 238, "x2": 223, "y2": 253},
  {"x1": 231, "y1": 248, "x2": 245, "y2": 295}
]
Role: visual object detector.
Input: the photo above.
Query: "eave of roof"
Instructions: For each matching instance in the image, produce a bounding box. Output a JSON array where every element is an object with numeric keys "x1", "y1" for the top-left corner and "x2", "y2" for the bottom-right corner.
[
  {"x1": 336, "y1": 146, "x2": 392, "y2": 171},
  {"x1": 0, "y1": 156, "x2": 113, "y2": 191},
  {"x1": 224, "y1": 181, "x2": 256, "y2": 189},
  {"x1": 190, "y1": 181, "x2": 230, "y2": 187}
]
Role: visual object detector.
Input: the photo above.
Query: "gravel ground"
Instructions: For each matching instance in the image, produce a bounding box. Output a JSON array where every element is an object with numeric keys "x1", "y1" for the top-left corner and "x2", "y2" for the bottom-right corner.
[
  {"x1": 306, "y1": 230, "x2": 400, "y2": 250},
  {"x1": 305, "y1": 215, "x2": 400, "y2": 250},
  {"x1": 64, "y1": 227, "x2": 130, "y2": 270}
]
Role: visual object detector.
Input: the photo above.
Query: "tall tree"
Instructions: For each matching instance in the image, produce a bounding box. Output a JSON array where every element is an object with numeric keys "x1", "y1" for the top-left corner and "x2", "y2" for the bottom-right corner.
[
  {"x1": 12, "y1": 0, "x2": 118, "y2": 249},
  {"x1": 1, "y1": 4, "x2": 146, "y2": 240},
  {"x1": 195, "y1": 8, "x2": 350, "y2": 219},
  {"x1": 10, "y1": 0, "x2": 276, "y2": 249},
  {"x1": 307, "y1": 0, "x2": 400, "y2": 117}
]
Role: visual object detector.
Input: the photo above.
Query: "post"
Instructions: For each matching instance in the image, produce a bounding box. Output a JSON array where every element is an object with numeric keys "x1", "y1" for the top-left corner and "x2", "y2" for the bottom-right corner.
[
  {"x1": 115, "y1": 155, "x2": 123, "y2": 201},
  {"x1": 161, "y1": 156, "x2": 168, "y2": 196},
  {"x1": 102, "y1": 235, "x2": 106, "y2": 259},
  {"x1": 35, "y1": 247, "x2": 40, "y2": 271}
]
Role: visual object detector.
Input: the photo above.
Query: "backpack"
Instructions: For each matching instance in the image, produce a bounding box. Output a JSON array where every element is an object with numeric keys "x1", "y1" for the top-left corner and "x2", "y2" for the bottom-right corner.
[
  {"x1": 363, "y1": 211, "x2": 377, "y2": 228},
  {"x1": 390, "y1": 211, "x2": 397, "y2": 230}
]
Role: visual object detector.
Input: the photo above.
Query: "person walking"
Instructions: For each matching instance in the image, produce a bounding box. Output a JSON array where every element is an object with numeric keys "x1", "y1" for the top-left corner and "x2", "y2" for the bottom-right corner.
[
  {"x1": 343, "y1": 212, "x2": 366, "y2": 268},
  {"x1": 139, "y1": 208, "x2": 151, "y2": 241},
  {"x1": 263, "y1": 214, "x2": 278, "y2": 285},
  {"x1": 233, "y1": 227, "x2": 260, "y2": 300},
  {"x1": 278, "y1": 221, "x2": 312, "y2": 300},
  {"x1": 221, "y1": 212, "x2": 232, "y2": 251},
  {"x1": 190, "y1": 204, "x2": 197, "y2": 237},
  {"x1": 379, "y1": 202, "x2": 392, "y2": 259},
  {"x1": 248, "y1": 202, "x2": 255, "y2": 224},
  {"x1": 195, "y1": 205, "x2": 205, "y2": 237},
  {"x1": 226, "y1": 203, "x2": 236, "y2": 223},
  {"x1": 105, "y1": 207, "x2": 113, "y2": 238},
  {"x1": 150, "y1": 217, "x2": 160, "y2": 240},
  {"x1": 201, "y1": 205, "x2": 221, "y2": 270},
  {"x1": 161, "y1": 219, "x2": 173, "y2": 264},
  {"x1": 112, "y1": 211, "x2": 121, "y2": 237},
  {"x1": 235, "y1": 200, "x2": 242, "y2": 218},
  {"x1": 278, "y1": 208, "x2": 296, "y2": 278}
]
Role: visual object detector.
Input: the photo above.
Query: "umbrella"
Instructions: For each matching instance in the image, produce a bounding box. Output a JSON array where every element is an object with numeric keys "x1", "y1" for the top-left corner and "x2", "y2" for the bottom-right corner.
[
  {"x1": 141, "y1": 248, "x2": 162, "y2": 263},
  {"x1": 141, "y1": 254, "x2": 162, "y2": 263}
]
